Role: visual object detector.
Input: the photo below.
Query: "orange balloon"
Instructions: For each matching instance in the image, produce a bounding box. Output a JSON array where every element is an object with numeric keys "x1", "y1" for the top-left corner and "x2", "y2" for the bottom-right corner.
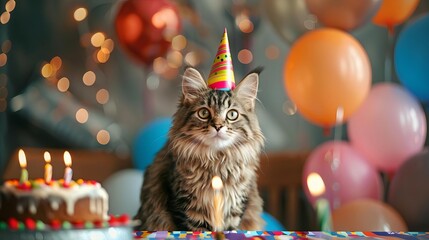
[
  {"x1": 372, "y1": 0, "x2": 420, "y2": 32},
  {"x1": 332, "y1": 199, "x2": 408, "y2": 231},
  {"x1": 284, "y1": 28, "x2": 371, "y2": 127}
]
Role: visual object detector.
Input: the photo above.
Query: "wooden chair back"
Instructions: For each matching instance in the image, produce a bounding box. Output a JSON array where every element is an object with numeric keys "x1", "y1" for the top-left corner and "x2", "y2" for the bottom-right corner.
[{"x1": 258, "y1": 151, "x2": 316, "y2": 230}]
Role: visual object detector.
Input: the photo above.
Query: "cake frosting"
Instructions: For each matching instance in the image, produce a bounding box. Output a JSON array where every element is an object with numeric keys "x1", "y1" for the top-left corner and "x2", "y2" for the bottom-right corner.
[{"x1": 0, "y1": 178, "x2": 109, "y2": 223}]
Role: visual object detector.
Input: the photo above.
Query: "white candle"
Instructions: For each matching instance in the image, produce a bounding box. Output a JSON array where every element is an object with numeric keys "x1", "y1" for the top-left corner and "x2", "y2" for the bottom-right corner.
[
  {"x1": 63, "y1": 151, "x2": 73, "y2": 185},
  {"x1": 307, "y1": 172, "x2": 332, "y2": 231},
  {"x1": 211, "y1": 176, "x2": 224, "y2": 231},
  {"x1": 44, "y1": 151, "x2": 52, "y2": 183},
  {"x1": 18, "y1": 149, "x2": 28, "y2": 183}
]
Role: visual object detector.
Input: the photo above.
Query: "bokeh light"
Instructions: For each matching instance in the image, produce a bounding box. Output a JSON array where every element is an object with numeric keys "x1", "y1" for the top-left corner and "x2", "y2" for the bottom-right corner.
[
  {"x1": 0, "y1": 53, "x2": 7, "y2": 67},
  {"x1": 265, "y1": 44, "x2": 280, "y2": 60},
  {"x1": 1, "y1": 40, "x2": 11, "y2": 53},
  {"x1": 96, "y1": 130, "x2": 110, "y2": 145},
  {"x1": 101, "y1": 39, "x2": 114, "y2": 52},
  {"x1": 57, "y1": 77, "x2": 70, "y2": 92},
  {"x1": 237, "y1": 15, "x2": 254, "y2": 33},
  {"x1": 50, "y1": 56, "x2": 62, "y2": 71},
  {"x1": 184, "y1": 52, "x2": 202, "y2": 66},
  {"x1": 74, "y1": 7, "x2": 87, "y2": 22},
  {"x1": 238, "y1": 49, "x2": 253, "y2": 64},
  {"x1": 147, "y1": 74, "x2": 160, "y2": 90},
  {"x1": 75, "y1": 108, "x2": 89, "y2": 123},
  {"x1": 41, "y1": 63, "x2": 54, "y2": 78},
  {"x1": 153, "y1": 57, "x2": 168, "y2": 75},
  {"x1": 96, "y1": 89, "x2": 109, "y2": 104},
  {"x1": 83, "y1": 71, "x2": 96, "y2": 86},
  {"x1": 167, "y1": 50, "x2": 182, "y2": 68},
  {"x1": 5, "y1": 0, "x2": 16, "y2": 12},
  {"x1": 96, "y1": 49, "x2": 110, "y2": 63},
  {"x1": 91, "y1": 32, "x2": 105, "y2": 47},
  {"x1": 172, "y1": 35, "x2": 187, "y2": 51},
  {"x1": 0, "y1": 12, "x2": 10, "y2": 24}
]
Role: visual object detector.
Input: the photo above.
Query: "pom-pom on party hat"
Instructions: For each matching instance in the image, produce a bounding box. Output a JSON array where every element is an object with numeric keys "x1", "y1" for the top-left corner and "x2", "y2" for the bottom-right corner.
[{"x1": 207, "y1": 28, "x2": 235, "y2": 90}]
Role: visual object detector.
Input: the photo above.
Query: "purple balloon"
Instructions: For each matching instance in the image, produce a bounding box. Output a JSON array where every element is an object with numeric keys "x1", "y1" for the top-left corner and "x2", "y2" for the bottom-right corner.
[
  {"x1": 388, "y1": 149, "x2": 429, "y2": 231},
  {"x1": 303, "y1": 141, "x2": 383, "y2": 210},
  {"x1": 348, "y1": 83, "x2": 427, "y2": 173}
]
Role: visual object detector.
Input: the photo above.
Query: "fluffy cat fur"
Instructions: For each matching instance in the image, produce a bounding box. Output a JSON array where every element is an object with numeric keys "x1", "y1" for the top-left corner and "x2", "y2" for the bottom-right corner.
[{"x1": 134, "y1": 67, "x2": 265, "y2": 231}]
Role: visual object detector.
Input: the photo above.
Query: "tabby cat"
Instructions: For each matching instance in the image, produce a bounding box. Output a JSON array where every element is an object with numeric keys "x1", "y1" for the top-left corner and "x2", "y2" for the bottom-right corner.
[{"x1": 134, "y1": 67, "x2": 265, "y2": 231}]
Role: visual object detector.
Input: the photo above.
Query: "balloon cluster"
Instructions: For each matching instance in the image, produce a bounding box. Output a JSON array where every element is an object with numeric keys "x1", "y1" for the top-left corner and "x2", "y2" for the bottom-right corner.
[
  {"x1": 264, "y1": 0, "x2": 428, "y2": 231},
  {"x1": 114, "y1": 0, "x2": 181, "y2": 66}
]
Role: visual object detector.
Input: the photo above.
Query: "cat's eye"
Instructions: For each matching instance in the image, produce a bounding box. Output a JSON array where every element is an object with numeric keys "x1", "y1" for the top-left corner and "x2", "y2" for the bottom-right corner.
[
  {"x1": 197, "y1": 108, "x2": 210, "y2": 119},
  {"x1": 226, "y1": 109, "x2": 239, "y2": 121}
]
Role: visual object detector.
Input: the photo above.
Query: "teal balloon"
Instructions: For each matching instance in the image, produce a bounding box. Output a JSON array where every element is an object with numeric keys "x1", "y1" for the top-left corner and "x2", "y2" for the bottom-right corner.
[
  {"x1": 395, "y1": 14, "x2": 429, "y2": 104},
  {"x1": 262, "y1": 212, "x2": 286, "y2": 230},
  {"x1": 133, "y1": 118, "x2": 171, "y2": 170}
]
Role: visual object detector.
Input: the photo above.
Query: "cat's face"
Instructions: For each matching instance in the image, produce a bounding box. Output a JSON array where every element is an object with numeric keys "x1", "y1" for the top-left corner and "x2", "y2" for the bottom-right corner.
[
  {"x1": 187, "y1": 90, "x2": 248, "y2": 149},
  {"x1": 171, "y1": 68, "x2": 263, "y2": 152}
]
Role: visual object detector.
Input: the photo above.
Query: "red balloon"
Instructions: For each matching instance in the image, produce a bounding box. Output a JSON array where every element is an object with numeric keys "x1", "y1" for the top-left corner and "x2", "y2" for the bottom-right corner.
[{"x1": 115, "y1": 0, "x2": 181, "y2": 65}]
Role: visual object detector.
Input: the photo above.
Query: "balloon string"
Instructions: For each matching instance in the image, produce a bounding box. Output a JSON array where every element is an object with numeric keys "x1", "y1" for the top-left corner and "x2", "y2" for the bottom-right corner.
[
  {"x1": 332, "y1": 106, "x2": 343, "y2": 171},
  {"x1": 142, "y1": 67, "x2": 154, "y2": 123},
  {"x1": 331, "y1": 106, "x2": 344, "y2": 209},
  {"x1": 384, "y1": 30, "x2": 395, "y2": 82}
]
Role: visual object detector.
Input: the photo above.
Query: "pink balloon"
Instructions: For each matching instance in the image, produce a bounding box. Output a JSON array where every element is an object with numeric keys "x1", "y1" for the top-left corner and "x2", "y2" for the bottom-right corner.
[
  {"x1": 303, "y1": 141, "x2": 383, "y2": 210},
  {"x1": 348, "y1": 83, "x2": 427, "y2": 173}
]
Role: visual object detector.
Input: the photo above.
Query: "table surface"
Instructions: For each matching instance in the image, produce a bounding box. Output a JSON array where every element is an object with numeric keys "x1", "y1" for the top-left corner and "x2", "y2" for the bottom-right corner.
[{"x1": 133, "y1": 231, "x2": 429, "y2": 239}]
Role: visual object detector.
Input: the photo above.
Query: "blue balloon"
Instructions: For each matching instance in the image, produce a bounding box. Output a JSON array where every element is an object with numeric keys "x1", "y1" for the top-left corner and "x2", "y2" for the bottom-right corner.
[
  {"x1": 395, "y1": 14, "x2": 429, "y2": 104},
  {"x1": 132, "y1": 118, "x2": 172, "y2": 171},
  {"x1": 261, "y1": 212, "x2": 286, "y2": 230}
]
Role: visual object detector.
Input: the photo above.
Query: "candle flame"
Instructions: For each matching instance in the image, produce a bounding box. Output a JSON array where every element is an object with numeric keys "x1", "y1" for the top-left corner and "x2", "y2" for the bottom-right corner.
[
  {"x1": 211, "y1": 176, "x2": 223, "y2": 190},
  {"x1": 63, "y1": 151, "x2": 72, "y2": 167},
  {"x1": 44, "y1": 151, "x2": 51, "y2": 163},
  {"x1": 18, "y1": 149, "x2": 27, "y2": 168},
  {"x1": 307, "y1": 172, "x2": 326, "y2": 197}
]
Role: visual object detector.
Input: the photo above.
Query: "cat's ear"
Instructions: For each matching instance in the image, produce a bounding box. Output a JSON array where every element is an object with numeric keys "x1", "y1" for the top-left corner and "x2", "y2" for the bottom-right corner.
[
  {"x1": 182, "y1": 67, "x2": 207, "y2": 103},
  {"x1": 234, "y1": 72, "x2": 259, "y2": 110}
]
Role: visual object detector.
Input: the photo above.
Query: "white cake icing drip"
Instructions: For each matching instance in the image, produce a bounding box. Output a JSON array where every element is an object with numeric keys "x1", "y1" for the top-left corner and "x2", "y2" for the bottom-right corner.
[
  {"x1": 17, "y1": 204, "x2": 23, "y2": 214},
  {"x1": 29, "y1": 202, "x2": 37, "y2": 214},
  {"x1": 0, "y1": 181, "x2": 109, "y2": 220},
  {"x1": 51, "y1": 199, "x2": 60, "y2": 210}
]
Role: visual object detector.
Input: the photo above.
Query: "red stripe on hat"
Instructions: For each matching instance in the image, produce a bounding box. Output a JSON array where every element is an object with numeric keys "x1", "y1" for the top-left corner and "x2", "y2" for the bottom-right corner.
[
  {"x1": 216, "y1": 49, "x2": 228, "y2": 55},
  {"x1": 210, "y1": 60, "x2": 233, "y2": 69},
  {"x1": 208, "y1": 81, "x2": 236, "y2": 90},
  {"x1": 209, "y1": 65, "x2": 233, "y2": 74}
]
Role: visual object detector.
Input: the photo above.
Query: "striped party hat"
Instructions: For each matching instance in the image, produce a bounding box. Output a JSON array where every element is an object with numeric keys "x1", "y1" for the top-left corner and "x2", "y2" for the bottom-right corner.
[{"x1": 207, "y1": 29, "x2": 235, "y2": 90}]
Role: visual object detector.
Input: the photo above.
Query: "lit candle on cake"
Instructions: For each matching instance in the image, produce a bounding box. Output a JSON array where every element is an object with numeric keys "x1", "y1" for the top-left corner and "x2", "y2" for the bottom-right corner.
[
  {"x1": 44, "y1": 151, "x2": 52, "y2": 183},
  {"x1": 211, "y1": 176, "x2": 224, "y2": 232},
  {"x1": 63, "y1": 151, "x2": 73, "y2": 186},
  {"x1": 307, "y1": 172, "x2": 332, "y2": 232},
  {"x1": 18, "y1": 149, "x2": 28, "y2": 183}
]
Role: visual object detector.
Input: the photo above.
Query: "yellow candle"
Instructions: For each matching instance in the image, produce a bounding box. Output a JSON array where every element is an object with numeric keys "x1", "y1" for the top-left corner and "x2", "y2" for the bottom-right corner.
[
  {"x1": 63, "y1": 151, "x2": 73, "y2": 185},
  {"x1": 44, "y1": 151, "x2": 52, "y2": 183},
  {"x1": 18, "y1": 149, "x2": 28, "y2": 183},
  {"x1": 211, "y1": 176, "x2": 224, "y2": 231},
  {"x1": 307, "y1": 172, "x2": 332, "y2": 231}
]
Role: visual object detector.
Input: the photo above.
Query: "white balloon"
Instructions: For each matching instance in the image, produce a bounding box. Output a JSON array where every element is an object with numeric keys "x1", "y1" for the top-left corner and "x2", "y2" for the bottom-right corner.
[{"x1": 102, "y1": 169, "x2": 144, "y2": 216}]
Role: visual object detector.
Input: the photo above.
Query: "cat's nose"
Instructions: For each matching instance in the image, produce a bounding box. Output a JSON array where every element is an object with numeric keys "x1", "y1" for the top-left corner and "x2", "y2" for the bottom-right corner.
[{"x1": 214, "y1": 124, "x2": 222, "y2": 131}]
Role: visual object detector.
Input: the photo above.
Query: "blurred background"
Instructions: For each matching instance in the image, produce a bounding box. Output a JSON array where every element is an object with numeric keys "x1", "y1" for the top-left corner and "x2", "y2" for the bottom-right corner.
[{"x1": 1, "y1": 0, "x2": 429, "y2": 231}]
